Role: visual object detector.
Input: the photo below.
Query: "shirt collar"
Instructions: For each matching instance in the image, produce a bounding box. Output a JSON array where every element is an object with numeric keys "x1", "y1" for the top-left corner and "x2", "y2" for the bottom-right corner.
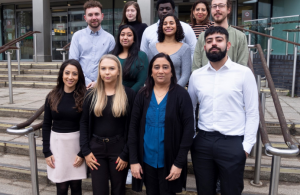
[
  {"x1": 86, "y1": 26, "x2": 102, "y2": 35},
  {"x1": 207, "y1": 56, "x2": 233, "y2": 71}
]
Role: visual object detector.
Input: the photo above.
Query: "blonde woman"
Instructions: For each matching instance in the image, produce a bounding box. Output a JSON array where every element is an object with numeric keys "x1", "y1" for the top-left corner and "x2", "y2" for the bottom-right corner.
[{"x1": 79, "y1": 54, "x2": 136, "y2": 195}]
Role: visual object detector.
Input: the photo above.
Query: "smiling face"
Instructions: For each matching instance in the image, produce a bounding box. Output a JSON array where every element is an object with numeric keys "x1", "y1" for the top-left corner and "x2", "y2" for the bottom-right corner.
[
  {"x1": 151, "y1": 57, "x2": 172, "y2": 85},
  {"x1": 211, "y1": 0, "x2": 230, "y2": 24},
  {"x1": 193, "y1": 3, "x2": 208, "y2": 23},
  {"x1": 157, "y1": 3, "x2": 174, "y2": 20},
  {"x1": 99, "y1": 59, "x2": 119, "y2": 84},
  {"x1": 84, "y1": 7, "x2": 104, "y2": 30},
  {"x1": 63, "y1": 64, "x2": 79, "y2": 92},
  {"x1": 120, "y1": 27, "x2": 134, "y2": 49},
  {"x1": 126, "y1": 5, "x2": 137, "y2": 22},
  {"x1": 163, "y1": 16, "x2": 177, "y2": 36}
]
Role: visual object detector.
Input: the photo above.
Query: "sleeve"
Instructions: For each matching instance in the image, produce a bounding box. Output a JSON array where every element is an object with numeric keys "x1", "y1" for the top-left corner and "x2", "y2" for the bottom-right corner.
[
  {"x1": 242, "y1": 68, "x2": 259, "y2": 153},
  {"x1": 187, "y1": 73, "x2": 198, "y2": 132},
  {"x1": 130, "y1": 52, "x2": 149, "y2": 93},
  {"x1": 109, "y1": 35, "x2": 116, "y2": 52},
  {"x1": 127, "y1": 93, "x2": 143, "y2": 164},
  {"x1": 42, "y1": 97, "x2": 53, "y2": 158},
  {"x1": 68, "y1": 33, "x2": 80, "y2": 61},
  {"x1": 173, "y1": 90, "x2": 195, "y2": 168},
  {"x1": 140, "y1": 28, "x2": 150, "y2": 58},
  {"x1": 183, "y1": 23, "x2": 197, "y2": 61},
  {"x1": 80, "y1": 93, "x2": 92, "y2": 157},
  {"x1": 177, "y1": 47, "x2": 191, "y2": 87},
  {"x1": 192, "y1": 35, "x2": 203, "y2": 72},
  {"x1": 237, "y1": 33, "x2": 249, "y2": 66}
]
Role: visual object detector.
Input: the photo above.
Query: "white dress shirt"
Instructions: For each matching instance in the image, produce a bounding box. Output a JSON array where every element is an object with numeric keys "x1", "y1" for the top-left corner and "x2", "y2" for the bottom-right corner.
[
  {"x1": 188, "y1": 57, "x2": 259, "y2": 153},
  {"x1": 140, "y1": 20, "x2": 197, "y2": 61}
]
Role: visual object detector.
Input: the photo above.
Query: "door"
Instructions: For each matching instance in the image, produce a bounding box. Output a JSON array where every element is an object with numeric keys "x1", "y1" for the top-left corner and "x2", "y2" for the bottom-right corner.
[{"x1": 52, "y1": 12, "x2": 68, "y2": 60}]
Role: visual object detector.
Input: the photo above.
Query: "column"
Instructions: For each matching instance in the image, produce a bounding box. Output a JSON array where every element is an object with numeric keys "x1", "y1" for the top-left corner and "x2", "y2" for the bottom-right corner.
[
  {"x1": 137, "y1": 0, "x2": 154, "y2": 26},
  {"x1": 32, "y1": 0, "x2": 52, "y2": 62}
]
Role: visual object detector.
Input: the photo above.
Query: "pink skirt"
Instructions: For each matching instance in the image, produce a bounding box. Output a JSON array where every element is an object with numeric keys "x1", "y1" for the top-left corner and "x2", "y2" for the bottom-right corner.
[{"x1": 47, "y1": 130, "x2": 87, "y2": 183}]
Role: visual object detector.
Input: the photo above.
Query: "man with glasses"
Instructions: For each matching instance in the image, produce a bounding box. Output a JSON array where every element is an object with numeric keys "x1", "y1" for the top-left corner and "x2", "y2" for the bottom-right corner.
[
  {"x1": 140, "y1": 0, "x2": 196, "y2": 60},
  {"x1": 192, "y1": 0, "x2": 249, "y2": 71}
]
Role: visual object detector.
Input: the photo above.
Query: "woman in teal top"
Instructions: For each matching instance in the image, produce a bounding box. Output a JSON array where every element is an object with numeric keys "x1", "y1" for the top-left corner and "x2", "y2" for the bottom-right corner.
[{"x1": 111, "y1": 25, "x2": 148, "y2": 93}]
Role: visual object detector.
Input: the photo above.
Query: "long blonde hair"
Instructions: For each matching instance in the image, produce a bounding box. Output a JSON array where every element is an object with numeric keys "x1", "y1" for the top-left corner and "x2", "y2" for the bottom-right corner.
[{"x1": 88, "y1": 54, "x2": 128, "y2": 117}]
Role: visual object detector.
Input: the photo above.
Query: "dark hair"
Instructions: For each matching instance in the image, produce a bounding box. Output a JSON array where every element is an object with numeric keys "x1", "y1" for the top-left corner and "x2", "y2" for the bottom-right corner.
[
  {"x1": 140, "y1": 53, "x2": 177, "y2": 98},
  {"x1": 204, "y1": 26, "x2": 229, "y2": 42},
  {"x1": 119, "y1": 1, "x2": 142, "y2": 26},
  {"x1": 156, "y1": 0, "x2": 175, "y2": 11},
  {"x1": 111, "y1": 25, "x2": 144, "y2": 79},
  {"x1": 83, "y1": 0, "x2": 102, "y2": 13},
  {"x1": 157, "y1": 14, "x2": 184, "y2": 42},
  {"x1": 47, "y1": 59, "x2": 86, "y2": 113},
  {"x1": 190, "y1": 0, "x2": 210, "y2": 27}
]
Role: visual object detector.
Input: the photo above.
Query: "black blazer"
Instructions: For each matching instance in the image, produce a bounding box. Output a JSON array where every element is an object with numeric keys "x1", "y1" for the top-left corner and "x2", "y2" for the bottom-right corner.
[
  {"x1": 80, "y1": 86, "x2": 136, "y2": 162},
  {"x1": 128, "y1": 84, "x2": 195, "y2": 193}
]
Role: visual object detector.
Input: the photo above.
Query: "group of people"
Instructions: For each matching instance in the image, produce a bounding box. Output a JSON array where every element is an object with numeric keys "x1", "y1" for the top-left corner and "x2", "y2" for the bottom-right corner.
[{"x1": 42, "y1": 0, "x2": 259, "y2": 195}]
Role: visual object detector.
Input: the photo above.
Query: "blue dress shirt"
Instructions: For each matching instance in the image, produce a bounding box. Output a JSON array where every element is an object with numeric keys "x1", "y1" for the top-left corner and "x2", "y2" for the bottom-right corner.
[
  {"x1": 69, "y1": 26, "x2": 115, "y2": 86},
  {"x1": 144, "y1": 91, "x2": 168, "y2": 168}
]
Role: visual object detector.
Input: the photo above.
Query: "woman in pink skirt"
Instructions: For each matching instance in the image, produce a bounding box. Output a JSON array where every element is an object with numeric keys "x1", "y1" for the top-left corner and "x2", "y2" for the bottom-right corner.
[{"x1": 42, "y1": 59, "x2": 87, "y2": 195}]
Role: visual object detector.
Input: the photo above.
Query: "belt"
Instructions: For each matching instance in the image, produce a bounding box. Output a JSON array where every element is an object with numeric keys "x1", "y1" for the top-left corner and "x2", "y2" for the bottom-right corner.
[{"x1": 92, "y1": 134, "x2": 123, "y2": 143}]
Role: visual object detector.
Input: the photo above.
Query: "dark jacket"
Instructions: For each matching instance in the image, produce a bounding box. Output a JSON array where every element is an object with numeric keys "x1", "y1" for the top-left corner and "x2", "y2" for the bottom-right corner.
[
  {"x1": 128, "y1": 84, "x2": 195, "y2": 193},
  {"x1": 80, "y1": 86, "x2": 136, "y2": 162}
]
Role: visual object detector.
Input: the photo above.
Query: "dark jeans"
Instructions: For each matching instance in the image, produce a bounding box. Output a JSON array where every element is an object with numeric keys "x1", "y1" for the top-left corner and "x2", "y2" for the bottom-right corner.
[
  {"x1": 143, "y1": 163, "x2": 176, "y2": 195},
  {"x1": 191, "y1": 130, "x2": 246, "y2": 195},
  {"x1": 89, "y1": 136, "x2": 128, "y2": 195}
]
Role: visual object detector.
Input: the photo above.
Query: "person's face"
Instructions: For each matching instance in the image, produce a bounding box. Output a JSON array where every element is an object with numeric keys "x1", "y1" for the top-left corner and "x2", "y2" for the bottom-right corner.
[
  {"x1": 193, "y1": 3, "x2": 208, "y2": 23},
  {"x1": 151, "y1": 57, "x2": 173, "y2": 85},
  {"x1": 204, "y1": 33, "x2": 231, "y2": 62},
  {"x1": 63, "y1": 64, "x2": 79, "y2": 90},
  {"x1": 126, "y1": 5, "x2": 137, "y2": 22},
  {"x1": 211, "y1": 0, "x2": 230, "y2": 24},
  {"x1": 163, "y1": 16, "x2": 177, "y2": 36},
  {"x1": 158, "y1": 3, "x2": 174, "y2": 20},
  {"x1": 99, "y1": 59, "x2": 119, "y2": 84},
  {"x1": 84, "y1": 7, "x2": 104, "y2": 29},
  {"x1": 120, "y1": 27, "x2": 134, "y2": 48}
]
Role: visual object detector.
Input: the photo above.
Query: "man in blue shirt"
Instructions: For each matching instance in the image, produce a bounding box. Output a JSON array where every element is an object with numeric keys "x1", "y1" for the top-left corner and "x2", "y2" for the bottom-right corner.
[{"x1": 69, "y1": 0, "x2": 115, "y2": 88}]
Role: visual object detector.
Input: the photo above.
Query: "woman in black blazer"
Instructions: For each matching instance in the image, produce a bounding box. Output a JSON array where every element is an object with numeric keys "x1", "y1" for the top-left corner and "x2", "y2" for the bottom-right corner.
[{"x1": 128, "y1": 53, "x2": 194, "y2": 194}]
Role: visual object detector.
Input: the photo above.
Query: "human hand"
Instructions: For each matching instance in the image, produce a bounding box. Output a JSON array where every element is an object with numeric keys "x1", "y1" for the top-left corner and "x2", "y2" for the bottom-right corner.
[
  {"x1": 86, "y1": 81, "x2": 96, "y2": 89},
  {"x1": 116, "y1": 157, "x2": 128, "y2": 171},
  {"x1": 165, "y1": 165, "x2": 182, "y2": 181},
  {"x1": 45, "y1": 155, "x2": 55, "y2": 169},
  {"x1": 131, "y1": 163, "x2": 143, "y2": 179},
  {"x1": 245, "y1": 151, "x2": 249, "y2": 158},
  {"x1": 85, "y1": 152, "x2": 100, "y2": 170},
  {"x1": 73, "y1": 156, "x2": 84, "y2": 167}
]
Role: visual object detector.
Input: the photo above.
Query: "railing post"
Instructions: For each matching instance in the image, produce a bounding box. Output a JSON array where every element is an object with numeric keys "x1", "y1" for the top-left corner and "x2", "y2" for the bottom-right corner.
[
  {"x1": 62, "y1": 52, "x2": 66, "y2": 61},
  {"x1": 291, "y1": 36, "x2": 298, "y2": 98},
  {"x1": 28, "y1": 131, "x2": 39, "y2": 195},
  {"x1": 286, "y1": 32, "x2": 289, "y2": 55},
  {"x1": 269, "y1": 155, "x2": 281, "y2": 195},
  {"x1": 264, "y1": 27, "x2": 274, "y2": 88},
  {"x1": 16, "y1": 42, "x2": 21, "y2": 75},
  {"x1": 33, "y1": 33, "x2": 37, "y2": 63},
  {"x1": 5, "y1": 51, "x2": 13, "y2": 104}
]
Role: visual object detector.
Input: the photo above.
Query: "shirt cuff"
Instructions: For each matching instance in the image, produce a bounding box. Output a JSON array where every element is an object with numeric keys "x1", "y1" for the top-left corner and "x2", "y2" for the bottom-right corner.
[{"x1": 243, "y1": 141, "x2": 253, "y2": 154}]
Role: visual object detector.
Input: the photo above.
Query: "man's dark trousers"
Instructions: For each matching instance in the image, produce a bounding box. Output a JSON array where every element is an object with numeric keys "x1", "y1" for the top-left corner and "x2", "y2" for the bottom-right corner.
[{"x1": 191, "y1": 130, "x2": 246, "y2": 195}]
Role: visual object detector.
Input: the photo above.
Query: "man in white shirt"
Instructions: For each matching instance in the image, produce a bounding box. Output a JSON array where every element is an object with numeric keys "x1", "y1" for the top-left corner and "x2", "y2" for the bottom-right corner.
[
  {"x1": 140, "y1": 0, "x2": 196, "y2": 61},
  {"x1": 188, "y1": 26, "x2": 259, "y2": 195}
]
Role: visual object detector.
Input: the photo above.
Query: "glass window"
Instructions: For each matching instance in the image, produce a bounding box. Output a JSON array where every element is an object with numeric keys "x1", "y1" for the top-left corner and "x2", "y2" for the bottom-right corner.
[
  {"x1": 100, "y1": 1, "x2": 113, "y2": 35},
  {"x1": 0, "y1": 5, "x2": 2, "y2": 60},
  {"x1": 272, "y1": 0, "x2": 300, "y2": 18},
  {"x1": 52, "y1": 12, "x2": 68, "y2": 60},
  {"x1": 237, "y1": 0, "x2": 257, "y2": 26},
  {"x1": 3, "y1": 5, "x2": 16, "y2": 60}
]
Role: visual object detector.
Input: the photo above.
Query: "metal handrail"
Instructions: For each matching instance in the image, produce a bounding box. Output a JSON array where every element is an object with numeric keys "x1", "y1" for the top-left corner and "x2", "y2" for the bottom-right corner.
[
  {"x1": 56, "y1": 42, "x2": 71, "y2": 61},
  {"x1": 265, "y1": 143, "x2": 299, "y2": 157}
]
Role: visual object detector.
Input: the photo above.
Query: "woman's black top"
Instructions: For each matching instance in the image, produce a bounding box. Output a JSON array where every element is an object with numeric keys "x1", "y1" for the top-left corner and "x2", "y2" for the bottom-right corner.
[
  {"x1": 92, "y1": 95, "x2": 127, "y2": 137},
  {"x1": 42, "y1": 91, "x2": 83, "y2": 158},
  {"x1": 119, "y1": 21, "x2": 148, "y2": 47},
  {"x1": 128, "y1": 84, "x2": 195, "y2": 193},
  {"x1": 80, "y1": 86, "x2": 136, "y2": 161}
]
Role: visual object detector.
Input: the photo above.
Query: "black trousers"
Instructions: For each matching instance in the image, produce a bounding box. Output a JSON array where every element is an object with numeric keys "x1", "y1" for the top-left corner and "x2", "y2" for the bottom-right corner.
[
  {"x1": 143, "y1": 163, "x2": 176, "y2": 195},
  {"x1": 89, "y1": 136, "x2": 128, "y2": 195},
  {"x1": 191, "y1": 130, "x2": 246, "y2": 195}
]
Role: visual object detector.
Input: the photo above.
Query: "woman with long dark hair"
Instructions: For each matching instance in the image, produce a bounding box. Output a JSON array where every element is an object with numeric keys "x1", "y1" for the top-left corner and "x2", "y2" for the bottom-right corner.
[
  {"x1": 189, "y1": 0, "x2": 214, "y2": 39},
  {"x1": 42, "y1": 59, "x2": 87, "y2": 195},
  {"x1": 80, "y1": 54, "x2": 136, "y2": 195},
  {"x1": 128, "y1": 53, "x2": 194, "y2": 194},
  {"x1": 147, "y1": 14, "x2": 191, "y2": 87},
  {"x1": 119, "y1": 1, "x2": 147, "y2": 47},
  {"x1": 111, "y1": 25, "x2": 148, "y2": 93}
]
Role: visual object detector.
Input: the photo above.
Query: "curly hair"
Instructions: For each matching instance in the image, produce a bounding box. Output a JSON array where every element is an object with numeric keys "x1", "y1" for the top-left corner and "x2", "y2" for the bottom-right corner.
[{"x1": 157, "y1": 14, "x2": 184, "y2": 42}]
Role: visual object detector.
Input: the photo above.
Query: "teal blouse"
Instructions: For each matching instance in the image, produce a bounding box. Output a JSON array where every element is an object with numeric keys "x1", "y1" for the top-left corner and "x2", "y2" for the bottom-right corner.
[{"x1": 118, "y1": 51, "x2": 149, "y2": 93}]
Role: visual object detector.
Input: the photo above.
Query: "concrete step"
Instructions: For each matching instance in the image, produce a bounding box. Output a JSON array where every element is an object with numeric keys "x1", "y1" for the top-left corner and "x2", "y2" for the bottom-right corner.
[
  {"x1": 0, "y1": 107, "x2": 43, "y2": 119},
  {"x1": 0, "y1": 80, "x2": 56, "y2": 89},
  {"x1": 0, "y1": 62, "x2": 61, "y2": 70},
  {"x1": 0, "y1": 117, "x2": 43, "y2": 133},
  {"x1": 260, "y1": 87, "x2": 290, "y2": 96},
  {"x1": 0, "y1": 74, "x2": 57, "y2": 82},
  {"x1": 0, "y1": 68, "x2": 59, "y2": 75}
]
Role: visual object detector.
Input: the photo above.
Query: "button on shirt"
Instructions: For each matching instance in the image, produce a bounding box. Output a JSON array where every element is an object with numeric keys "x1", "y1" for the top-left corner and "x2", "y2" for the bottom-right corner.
[
  {"x1": 188, "y1": 57, "x2": 259, "y2": 154},
  {"x1": 144, "y1": 91, "x2": 168, "y2": 168},
  {"x1": 69, "y1": 26, "x2": 115, "y2": 86},
  {"x1": 140, "y1": 20, "x2": 197, "y2": 61}
]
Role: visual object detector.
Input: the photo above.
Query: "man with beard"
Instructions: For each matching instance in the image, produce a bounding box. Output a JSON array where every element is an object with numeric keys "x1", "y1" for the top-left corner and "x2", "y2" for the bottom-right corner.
[
  {"x1": 69, "y1": 0, "x2": 115, "y2": 88},
  {"x1": 192, "y1": 0, "x2": 249, "y2": 71},
  {"x1": 188, "y1": 26, "x2": 259, "y2": 195},
  {"x1": 140, "y1": 0, "x2": 196, "y2": 60}
]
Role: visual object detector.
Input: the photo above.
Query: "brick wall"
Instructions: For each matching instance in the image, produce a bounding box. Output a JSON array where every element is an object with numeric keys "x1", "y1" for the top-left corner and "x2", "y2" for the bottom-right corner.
[{"x1": 253, "y1": 54, "x2": 300, "y2": 96}]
